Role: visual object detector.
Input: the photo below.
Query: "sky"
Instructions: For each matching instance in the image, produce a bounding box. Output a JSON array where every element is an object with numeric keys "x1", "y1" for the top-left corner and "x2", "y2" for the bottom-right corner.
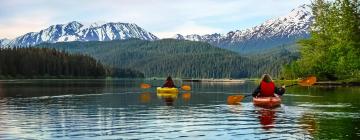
[{"x1": 0, "y1": 0, "x2": 311, "y2": 39}]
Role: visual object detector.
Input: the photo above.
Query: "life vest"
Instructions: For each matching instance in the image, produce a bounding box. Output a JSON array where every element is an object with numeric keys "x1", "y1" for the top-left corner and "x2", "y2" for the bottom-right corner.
[{"x1": 260, "y1": 81, "x2": 275, "y2": 97}]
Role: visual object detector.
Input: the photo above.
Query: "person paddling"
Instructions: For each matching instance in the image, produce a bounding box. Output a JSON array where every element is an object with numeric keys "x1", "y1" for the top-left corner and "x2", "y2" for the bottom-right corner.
[
  {"x1": 162, "y1": 76, "x2": 176, "y2": 88},
  {"x1": 252, "y1": 74, "x2": 285, "y2": 97}
]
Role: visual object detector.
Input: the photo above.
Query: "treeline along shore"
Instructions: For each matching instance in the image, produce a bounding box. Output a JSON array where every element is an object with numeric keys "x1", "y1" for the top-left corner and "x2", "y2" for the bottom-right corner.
[{"x1": 0, "y1": 47, "x2": 144, "y2": 79}]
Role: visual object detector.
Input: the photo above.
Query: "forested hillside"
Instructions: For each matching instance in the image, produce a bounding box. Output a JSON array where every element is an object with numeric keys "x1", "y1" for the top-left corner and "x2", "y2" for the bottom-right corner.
[
  {"x1": 247, "y1": 45, "x2": 300, "y2": 78},
  {"x1": 37, "y1": 39, "x2": 298, "y2": 78},
  {"x1": 0, "y1": 47, "x2": 144, "y2": 79},
  {"x1": 0, "y1": 47, "x2": 106, "y2": 78}
]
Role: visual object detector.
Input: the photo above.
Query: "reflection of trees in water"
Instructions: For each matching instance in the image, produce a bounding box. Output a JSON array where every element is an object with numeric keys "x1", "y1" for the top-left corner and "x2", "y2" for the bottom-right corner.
[
  {"x1": 0, "y1": 80, "x2": 107, "y2": 98},
  {"x1": 0, "y1": 82, "x2": 4, "y2": 99},
  {"x1": 0, "y1": 80, "x2": 141, "y2": 135},
  {"x1": 0, "y1": 79, "x2": 146, "y2": 98},
  {"x1": 299, "y1": 113, "x2": 317, "y2": 137}
]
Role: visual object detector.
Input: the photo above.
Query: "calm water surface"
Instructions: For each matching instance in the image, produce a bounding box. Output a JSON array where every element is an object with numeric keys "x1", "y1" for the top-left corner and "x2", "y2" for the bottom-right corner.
[{"x1": 0, "y1": 79, "x2": 359, "y2": 139}]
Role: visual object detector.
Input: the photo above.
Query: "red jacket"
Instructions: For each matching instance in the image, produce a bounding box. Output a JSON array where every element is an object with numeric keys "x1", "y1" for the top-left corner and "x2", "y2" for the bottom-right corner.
[
  {"x1": 252, "y1": 81, "x2": 285, "y2": 97},
  {"x1": 260, "y1": 81, "x2": 275, "y2": 97}
]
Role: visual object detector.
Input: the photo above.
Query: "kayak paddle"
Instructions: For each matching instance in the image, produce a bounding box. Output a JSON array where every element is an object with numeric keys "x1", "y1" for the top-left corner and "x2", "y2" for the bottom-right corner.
[
  {"x1": 227, "y1": 95, "x2": 246, "y2": 105},
  {"x1": 140, "y1": 83, "x2": 152, "y2": 89},
  {"x1": 285, "y1": 76, "x2": 317, "y2": 87},
  {"x1": 140, "y1": 83, "x2": 191, "y2": 91}
]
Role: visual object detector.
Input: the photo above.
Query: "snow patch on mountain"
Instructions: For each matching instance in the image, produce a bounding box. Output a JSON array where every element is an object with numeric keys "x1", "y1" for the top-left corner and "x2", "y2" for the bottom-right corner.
[{"x1": 0, "y1": 38, "x2": 11, "y2": 48}]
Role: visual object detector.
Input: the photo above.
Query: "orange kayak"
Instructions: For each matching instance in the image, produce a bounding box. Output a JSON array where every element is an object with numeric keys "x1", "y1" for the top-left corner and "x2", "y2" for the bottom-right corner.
[{"x1": 253, "y1": 95, "x2": 281, "y2": 108}]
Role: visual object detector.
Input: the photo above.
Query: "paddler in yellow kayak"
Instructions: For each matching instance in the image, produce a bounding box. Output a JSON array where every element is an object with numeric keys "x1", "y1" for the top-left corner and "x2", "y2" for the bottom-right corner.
[
  {"x1": 252, "y1": 74, "x2": 286, "y2": 97},
  {"x1": 162, "y1": 76, "x2": 176, "y2": 88},
  {"x1": 160, "y1": 76, "x2": 177, "y2": 106}
]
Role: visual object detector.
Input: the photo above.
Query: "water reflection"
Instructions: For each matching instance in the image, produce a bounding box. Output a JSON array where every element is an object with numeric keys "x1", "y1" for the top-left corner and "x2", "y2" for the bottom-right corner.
[
  {"x1": 227, "y1": 104, "x2": 243, "y2": 114},
  {"x1": 257, "y1": 109, "x2": 276, "y2": 130},
  {"x1": 0, "y1": 80, "x2": 358, "y2": 139},
  {"x1": 139, "y1": 92, "x2": 151, "y2": 103},
  {"x1": 300, "y1": 113, "x2": 317, "y2": 136},
  {"x1": 157, "y1": 93, "x2": 178, "y2": 106},
  {"x1": 0, "y1": 80, "x2": 107, "y2": 98},
  {"x1": 0, "y1": 82, "x2": 4, "y2": 99},
  {"x1": 182, "y1": 93, "x2": 191, "y2": 102}
]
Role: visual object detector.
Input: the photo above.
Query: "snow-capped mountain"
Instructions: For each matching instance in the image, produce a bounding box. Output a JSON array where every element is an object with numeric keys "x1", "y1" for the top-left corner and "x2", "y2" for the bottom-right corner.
[
  {"x1": 174, "y1": 4, "x2": 313, "y2": 53},
  {"x1": 4, "y1": 21, "x2": 158, "y2": 46},
  {"x1": 173, "y1": 33, "x2": 223, "y2": 44}
]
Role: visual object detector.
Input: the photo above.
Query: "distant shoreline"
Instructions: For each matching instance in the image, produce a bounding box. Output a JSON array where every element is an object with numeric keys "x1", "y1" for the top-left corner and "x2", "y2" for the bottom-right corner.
[
  {"x1": 314, "y1": 81, "x2": 360, "y2": 87},
  {"x1": 1, "y1": 78, "x2": 359, "y2": 86},
  {"x1": 182, "y1": 78, "x2": 245, "y2": 83},
  {"x1": 0, "y1": 77, "x2": 144, "y2": 81},
  {"x1": 250, "y1": 79, "x2": 360, "y2": 87}
]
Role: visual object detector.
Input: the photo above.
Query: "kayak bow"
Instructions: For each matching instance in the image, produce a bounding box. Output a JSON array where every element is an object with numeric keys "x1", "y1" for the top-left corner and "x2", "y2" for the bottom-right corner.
[{"x1": 253, "y1": 95, "x2": 281, "y2": 108}]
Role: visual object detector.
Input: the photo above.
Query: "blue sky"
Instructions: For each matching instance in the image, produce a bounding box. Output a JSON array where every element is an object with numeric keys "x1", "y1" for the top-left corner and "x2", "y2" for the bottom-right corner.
[{"x1": 0, "y1": 0, "x2": 311, "y2": 39}]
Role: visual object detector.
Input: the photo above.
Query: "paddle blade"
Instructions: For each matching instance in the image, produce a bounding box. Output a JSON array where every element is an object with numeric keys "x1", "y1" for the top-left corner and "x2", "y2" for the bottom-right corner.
[
  {"x1": 140, "y1": 83, "x2": 152, "y2": 89},
  {"x1": 299, "y1": 76, "x2": 317, "y2": 86},
  {"x1": 181, "y1": 85, "x2": 191, "y2": 91},
  {"x1": 227, "y1": 95, "x2": 244, "y2": 105}
]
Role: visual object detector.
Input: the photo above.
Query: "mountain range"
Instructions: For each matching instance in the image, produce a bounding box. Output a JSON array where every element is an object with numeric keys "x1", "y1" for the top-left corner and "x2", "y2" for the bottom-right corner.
[
  {"x1": 0, "y1": 22, "x2": 158, "y2": 47},
  {"x1": 1, "y1": 4, "x2": 313, "y2": 53},
  {"x1": 172, "y1": 4, "x2": 313, "y2": 53}
]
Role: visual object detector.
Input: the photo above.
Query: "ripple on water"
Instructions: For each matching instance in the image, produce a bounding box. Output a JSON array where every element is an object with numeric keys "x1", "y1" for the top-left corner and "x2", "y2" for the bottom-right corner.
[
  {"x1": 297, "y1": 103, "x2": 352, "y2": 108},
  {"x1": 1, "y1": 88, "x2": 358, "y2": 139}
]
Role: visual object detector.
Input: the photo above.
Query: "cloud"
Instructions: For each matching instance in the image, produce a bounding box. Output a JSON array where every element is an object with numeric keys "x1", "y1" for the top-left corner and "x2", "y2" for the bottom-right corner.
[
  {"x1": 0, "y1": 0, "x2": 311, "y2": 39},
  {"x1": 0, "y1": 11, "x2": 54, "y2": 39}
]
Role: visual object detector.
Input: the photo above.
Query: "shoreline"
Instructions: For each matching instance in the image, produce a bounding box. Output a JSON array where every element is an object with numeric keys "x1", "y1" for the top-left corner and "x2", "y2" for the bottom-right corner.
[
  {"x1": 182, "y1": 78, "x2": 245, "y2": 83},
  {"x1": 0, "y1": 78, "x2": 145, "y2": 81},
  {"x1": 314, "y1": 81, "x2": 360, "y2": 86},
  {"x1": 1, "y1": 78, "x2": 359, "y2": 86}
]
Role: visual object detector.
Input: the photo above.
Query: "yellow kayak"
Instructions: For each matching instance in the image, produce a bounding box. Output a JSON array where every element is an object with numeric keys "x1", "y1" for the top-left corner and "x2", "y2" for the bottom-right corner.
[
  {"x1": 156, "y1": 87, "x2": 179, "y2": 93},
  {"x1": 157, "y1": 92, "x2": 178, "y2": 99}
]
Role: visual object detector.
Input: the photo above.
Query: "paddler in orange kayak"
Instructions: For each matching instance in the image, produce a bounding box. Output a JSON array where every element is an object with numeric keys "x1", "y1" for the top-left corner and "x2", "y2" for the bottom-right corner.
[
  {"x1": 162, "y1": 76, "x2": 176, "y2": 88},
  {"x1": 252, "y1": 74, "x2": 285, "y2": 97}
]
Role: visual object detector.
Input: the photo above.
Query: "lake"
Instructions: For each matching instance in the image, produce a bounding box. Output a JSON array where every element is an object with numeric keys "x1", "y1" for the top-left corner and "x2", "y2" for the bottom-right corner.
[{"x1": 0, "y1": 79, "x2": 359, "y2": 139}]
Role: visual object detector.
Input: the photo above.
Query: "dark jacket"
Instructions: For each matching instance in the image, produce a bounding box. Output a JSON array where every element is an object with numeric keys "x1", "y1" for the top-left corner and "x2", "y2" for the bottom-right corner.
[
  {"x1": 162, "y1": 79, "x2": 175, "y2": 88},
  {"x1": 252, "y1": 82, "x2": 285, "y2": 97}
]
